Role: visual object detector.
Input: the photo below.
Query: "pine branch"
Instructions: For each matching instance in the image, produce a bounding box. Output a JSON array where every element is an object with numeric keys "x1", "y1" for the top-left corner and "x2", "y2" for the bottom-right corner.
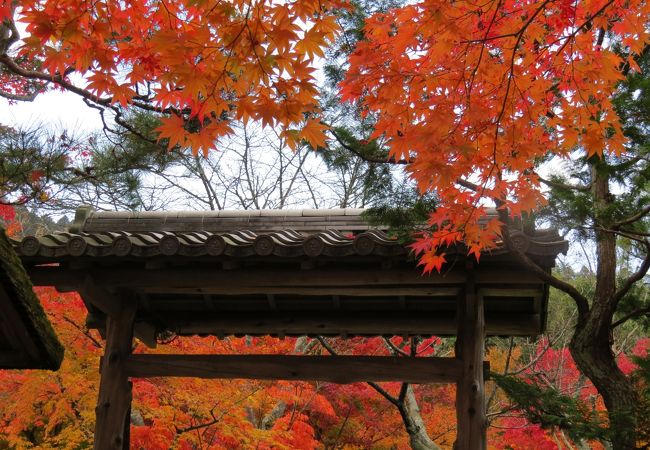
[
  {"x1": 613, "y1": 205, "x2": 650, "y2": 228},
  {"x1": 612, "y1": 240, "x2": 650, "y2": 308},
  {"x1": 537, "y1": 174, "x2": 591, "y2": 192},
  {"x1": 498, "y1": 211, "x2": 590, "y2": 319},
  {"x1": 327, "y1": 127, "x2": 412, "y2": 165}
]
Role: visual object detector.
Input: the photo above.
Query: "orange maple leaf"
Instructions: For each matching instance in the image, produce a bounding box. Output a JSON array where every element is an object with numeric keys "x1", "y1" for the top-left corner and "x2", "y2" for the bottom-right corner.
[
  {"x1": 155, "y1": 115, "x2": 187, "y2": 150},
  {"x1": 418, "y1": 252, "x2": 447, "y2": 274},
  {"x1": 299, "y1": 118, "x2": 328, "y2": 149}
]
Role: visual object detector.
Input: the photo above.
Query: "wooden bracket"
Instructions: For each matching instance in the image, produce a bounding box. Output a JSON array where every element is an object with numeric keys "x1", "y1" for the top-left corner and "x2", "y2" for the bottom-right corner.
[{"x1": 80, "y1": 277, "x2": 156, "y2": 348}]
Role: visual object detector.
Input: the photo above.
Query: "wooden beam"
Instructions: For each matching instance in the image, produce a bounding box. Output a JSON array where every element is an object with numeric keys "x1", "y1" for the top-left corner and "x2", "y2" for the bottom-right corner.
[
  {"x1": 80, "y1": 276, "x2": 121, "y2": 317},
  {"x1": 455, "y1": 273, "x2": 487, "y2": 450},
  {"x1": 478, "y1": 288, "x2": 542, "y2": 298},
  {"x1": 170, "y1": 312, "x2": 457, "y2": 336},
  {"x1": 27, "y1": 265, "x2": 545, "y2": 291},
  {"x1": 140, "y1": 286, "x2": 462, "y2": 297},
  {"x1": 94, "y1": 297, "x2": 136, "y2": 450},
  {"x1": 158, "y1": 312, "x2": 540, "y2": 337},
  {"x1": 101, "y1": 266, "x2": 468, "y2": 288},
  {"x1": 124, "y1": 354, "x2": 463, "y2": 384}
]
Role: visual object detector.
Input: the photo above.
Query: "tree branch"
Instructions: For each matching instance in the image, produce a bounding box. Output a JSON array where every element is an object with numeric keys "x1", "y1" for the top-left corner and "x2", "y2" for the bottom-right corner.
[
  {"x1": 555, "y1": 0, "x2": 615, "y2": 56},
  {"x1": 498, "y1": 211, "x2": 590, "y2": 319},
  {"x1": 537, "y1": 174, "x2": 591, "y2": 192},
  {"x1": 613, "y1": 205, "x2": 650, "y2": 228},
  {"x1": 0, "y1": 55, "x2": 111, "y2": 106},
  {"x1": 383, "y1": 337, "x2": 410, "y2": 357},
  {"x1": 612, "y1": 240, "x2": 650, "y2": 307},
  {"x1": 315, "y1": 336, "x2": 400, "y2": 407},
  {"x1": 60, "y1": 315, "x2": 103, "y2": 349},
  {"x1": 327, "y1": 128, "x2": 412, "y2": 165},
  {"x1": 175, "y1": 388, "x2": 260, "y2": 434},
  {"x1": 611, "y1": 306, "x2": 650, "y2": 329},
  {"x1": 0, "y1": 11, "x2": 20, "y2": 54},
  {"x1": 0, "y1": 89, "x2": 39, "y2": 102}
]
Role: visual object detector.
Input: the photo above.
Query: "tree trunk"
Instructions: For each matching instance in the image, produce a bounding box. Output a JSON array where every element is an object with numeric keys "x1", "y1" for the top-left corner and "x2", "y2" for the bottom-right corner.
[
  {"x1": 570, "y1": 319, "x2": 636, "y2": 449},
  {"x1": 261, "y1": 401, "x2": 286, "y2": 430},
  {"x1": 400, "y1": 386, "x2": 441, "y2": 450},
  {"x1": 569, "y1": 161, "x2": 637, "y2": 450}
]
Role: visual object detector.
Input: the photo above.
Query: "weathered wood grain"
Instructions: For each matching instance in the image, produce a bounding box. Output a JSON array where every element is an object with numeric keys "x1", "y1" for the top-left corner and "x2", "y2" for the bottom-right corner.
[
  {"x1": 455, "y1": 274, "x2": 487, "y2": 450},
  {"x1": 94, "y1": 298, "x2": 135, "y2": 450},
  {"x1": 125, "y1": 354, "x2": 463, "y2": 384}
]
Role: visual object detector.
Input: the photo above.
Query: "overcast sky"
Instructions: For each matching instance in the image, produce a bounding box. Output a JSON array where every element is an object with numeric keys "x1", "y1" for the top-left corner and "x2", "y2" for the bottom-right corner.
[{"x1": 0, "y1": 90, "x2": 102, "y2": 133}]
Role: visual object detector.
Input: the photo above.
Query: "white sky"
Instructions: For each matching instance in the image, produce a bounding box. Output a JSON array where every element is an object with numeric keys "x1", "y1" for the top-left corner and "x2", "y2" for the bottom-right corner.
[{"x1": 0, "y1": 90, "x2": 102, "y2": 133}]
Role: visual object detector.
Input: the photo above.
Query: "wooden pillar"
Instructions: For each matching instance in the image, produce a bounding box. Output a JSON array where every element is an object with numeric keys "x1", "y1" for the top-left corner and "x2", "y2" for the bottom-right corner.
[
  {"x1": 455, "y1": 272, "x2": 486, "y2": 450},
  {"x1": 94, "y1": 296, "x2": 136, "y2": 450}
]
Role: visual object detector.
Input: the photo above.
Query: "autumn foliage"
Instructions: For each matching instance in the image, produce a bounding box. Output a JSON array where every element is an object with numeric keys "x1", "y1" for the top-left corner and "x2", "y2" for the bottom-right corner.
[
  {"x1": 0, "y1": 286, "x2": 452, "y2": 449},
  {"x1": 2, "y1": 286, "x2": 647, "y2": 448},
  {"x1": 1, "y1": 0, "x2": 339, "y2": 153},
  {"x1": 2, "y1": 0, "x2": 650, "y2": 447},
  {"x1": 340, "y1": 0, "x2": 650, "y2": 269}
]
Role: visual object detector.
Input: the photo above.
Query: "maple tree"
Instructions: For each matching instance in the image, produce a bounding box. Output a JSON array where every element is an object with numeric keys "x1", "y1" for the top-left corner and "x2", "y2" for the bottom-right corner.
[
  {"x1": 0, "y1": 0, "x2": 341, "y2": 153},
  {"x1": 337, "y1": 2, "x2": 650, "y2": 448},
  {"x1": 340, "y1": 0, "x2": 649, "y2": 269}
]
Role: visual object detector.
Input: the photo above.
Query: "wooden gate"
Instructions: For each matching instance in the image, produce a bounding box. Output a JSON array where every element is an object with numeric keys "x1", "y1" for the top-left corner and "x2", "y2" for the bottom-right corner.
[{"x1": 16, "y1": 207, "x2": 567, "y2": 449}]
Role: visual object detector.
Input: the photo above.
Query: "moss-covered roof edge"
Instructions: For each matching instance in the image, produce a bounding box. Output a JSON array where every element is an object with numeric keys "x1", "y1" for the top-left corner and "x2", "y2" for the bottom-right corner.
[{"x1": 0, "y1": 227, "x2": 64, "y2": 370}]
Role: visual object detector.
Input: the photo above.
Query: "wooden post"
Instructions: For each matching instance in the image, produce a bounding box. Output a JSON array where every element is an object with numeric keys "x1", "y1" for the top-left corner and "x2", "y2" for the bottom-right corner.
[
  {"x1": 455, "y1": 271, "x2": 486, "y2": 450},
  {"x1": 94, "y1": 296, "x2": 136, "y2": 450}
]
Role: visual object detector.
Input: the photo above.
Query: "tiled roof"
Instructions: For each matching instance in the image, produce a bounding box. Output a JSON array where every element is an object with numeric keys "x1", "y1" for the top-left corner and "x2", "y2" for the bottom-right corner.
[
  {"x1": 71, "y1": 207, "x2": 373, "y2": 233},
  {"x1": 13, "y1": 207, "x2": 567, "y2": 261},
  {"x1": 16, "y1": 229, "x2": 403, "y2": 258}
]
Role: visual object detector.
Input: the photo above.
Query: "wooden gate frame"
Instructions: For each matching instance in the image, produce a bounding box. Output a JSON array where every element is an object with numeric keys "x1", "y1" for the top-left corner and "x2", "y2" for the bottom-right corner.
[
  {"x1": 89, "y1": 276, "x2": 487, "y2": 450},
  {"x1": 15, "y1": 208, "x2": 567, "y2": 449}
]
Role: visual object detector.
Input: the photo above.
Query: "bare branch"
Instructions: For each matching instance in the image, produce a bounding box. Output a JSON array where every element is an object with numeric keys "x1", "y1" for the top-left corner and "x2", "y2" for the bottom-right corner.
[
  {"x1": 315, "y1": 336, "x2": 400, "y2": 406},
  {"x1": 382, "y1": 337, "x2": 410, "y2": 357},
  {"x1": 60, "y1": 315, "x2": 103, "y2": 349},
  {"x1": 175, "y1": 388, "x2": 260, "y2": 435}
]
